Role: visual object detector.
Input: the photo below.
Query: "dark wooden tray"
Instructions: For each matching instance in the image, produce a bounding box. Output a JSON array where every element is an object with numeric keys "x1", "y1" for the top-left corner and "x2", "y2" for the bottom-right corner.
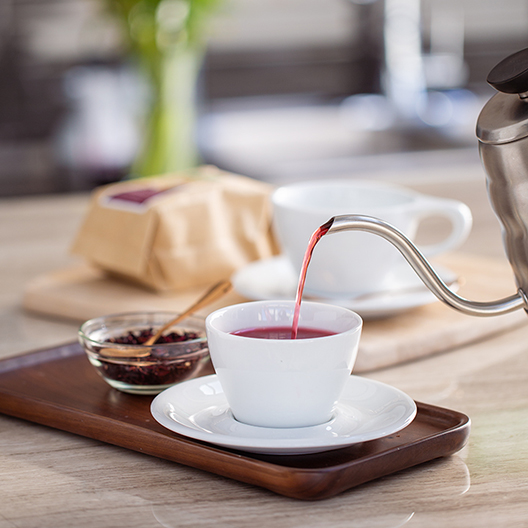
[{"x1": 0, "y1": 342, "x2": 470, "y2": 500}]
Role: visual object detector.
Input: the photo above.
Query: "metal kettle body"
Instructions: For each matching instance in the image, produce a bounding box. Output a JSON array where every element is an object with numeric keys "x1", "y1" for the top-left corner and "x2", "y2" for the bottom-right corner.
[
  {"x1": 476, "y1": 47, "x2": 528, "y2": 307},
  {"x1": 324, "y1": 48, "x2": 528, "y2": 317},
  {"x1": 479, "y1": 135, "x2": 528, "y2": 305}
]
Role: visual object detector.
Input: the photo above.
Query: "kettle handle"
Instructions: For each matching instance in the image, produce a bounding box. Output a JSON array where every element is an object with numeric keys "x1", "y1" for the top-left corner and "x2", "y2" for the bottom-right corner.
[{"x1": 327, "y1": 215, "x2": 526, "y2": 316}]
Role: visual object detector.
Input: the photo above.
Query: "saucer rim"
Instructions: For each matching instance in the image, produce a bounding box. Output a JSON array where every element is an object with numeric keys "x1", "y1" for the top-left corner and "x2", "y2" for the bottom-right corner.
[
  {"x1": 150, "y1": 374, "x2": 417, "y2": 455},
  {"x1": 231, "y1": 255, "x2": 457, "y2": 318}
]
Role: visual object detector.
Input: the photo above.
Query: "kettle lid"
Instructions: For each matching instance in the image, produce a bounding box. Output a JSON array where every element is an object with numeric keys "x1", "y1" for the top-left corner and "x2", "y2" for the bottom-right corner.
[{"x1": 477, "y1": 48, "x2": 528, "y2": 144}]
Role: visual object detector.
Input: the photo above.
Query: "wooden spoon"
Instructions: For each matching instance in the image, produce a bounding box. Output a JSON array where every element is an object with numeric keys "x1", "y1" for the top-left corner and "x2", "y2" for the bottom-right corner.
[{"x1": 99, "y1": 280, "x2": 233, "y2": 358}]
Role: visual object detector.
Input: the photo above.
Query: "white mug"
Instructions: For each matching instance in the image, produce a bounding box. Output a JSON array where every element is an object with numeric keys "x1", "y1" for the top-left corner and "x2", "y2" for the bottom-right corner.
[
  {"x1": 271, "y1": 179, "x2": 472, "y2": 298},
  {"x1": 205, "y1": 300, "x2": 362, "y2": 428}
]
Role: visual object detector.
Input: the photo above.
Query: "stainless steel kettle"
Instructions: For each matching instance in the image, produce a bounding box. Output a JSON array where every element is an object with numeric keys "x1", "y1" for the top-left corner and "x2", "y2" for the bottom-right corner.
[{"x1": 325, "y1": 48, "x2": 528, "y2": 316}]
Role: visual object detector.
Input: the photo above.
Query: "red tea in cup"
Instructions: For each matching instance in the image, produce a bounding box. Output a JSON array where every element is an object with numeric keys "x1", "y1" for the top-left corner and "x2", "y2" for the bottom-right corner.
[{"x1": 231, "y1": 326, "x2": 336, "y2": 340}]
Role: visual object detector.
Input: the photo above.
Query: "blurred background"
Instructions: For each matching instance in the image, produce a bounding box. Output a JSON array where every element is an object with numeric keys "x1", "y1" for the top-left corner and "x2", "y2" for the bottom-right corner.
[{"x1": 1, "y1": 0, "x2": 528, "y2": 196}]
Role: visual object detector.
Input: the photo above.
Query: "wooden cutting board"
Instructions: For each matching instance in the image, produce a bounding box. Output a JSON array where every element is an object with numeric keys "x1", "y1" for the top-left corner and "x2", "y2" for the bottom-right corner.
[{"x1": 22, "y1": 253, "x2": 527, "y2": 372}]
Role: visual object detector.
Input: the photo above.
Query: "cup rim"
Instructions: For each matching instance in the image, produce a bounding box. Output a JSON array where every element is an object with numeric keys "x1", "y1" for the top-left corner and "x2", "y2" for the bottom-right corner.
[
  {"x1": 206, "y1": 300, "x2": 363, "y2": 343},
  {"x1": 271, "y1": 178, "x2": 419, "y2": 215}
]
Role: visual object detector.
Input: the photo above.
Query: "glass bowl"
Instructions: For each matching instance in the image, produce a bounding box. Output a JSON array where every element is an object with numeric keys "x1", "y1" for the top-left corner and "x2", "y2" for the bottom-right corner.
[{"x1": 78, "y1": 312, "x2": 210, "y2": 395}]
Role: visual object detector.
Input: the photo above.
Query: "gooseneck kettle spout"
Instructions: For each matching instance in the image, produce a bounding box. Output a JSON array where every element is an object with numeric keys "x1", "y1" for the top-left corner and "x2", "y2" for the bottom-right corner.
[{"x1": 326, "y1": 215, "x2": 527, "y2": 316}]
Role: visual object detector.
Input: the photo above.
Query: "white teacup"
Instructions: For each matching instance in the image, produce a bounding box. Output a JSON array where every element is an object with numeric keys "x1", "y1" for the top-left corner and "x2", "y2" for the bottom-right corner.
[
  {"x1": 271, "y1": 179, "x2": 472, "y2": 298},
  {"x1": 205, "y1": 300, "x2": 362, "y2": 428}
]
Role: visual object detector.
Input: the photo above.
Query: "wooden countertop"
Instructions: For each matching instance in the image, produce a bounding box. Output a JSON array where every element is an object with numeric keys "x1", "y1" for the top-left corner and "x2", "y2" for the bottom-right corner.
[{"x1": 2, "y1": 162, "x2": 528, "y2": 526}]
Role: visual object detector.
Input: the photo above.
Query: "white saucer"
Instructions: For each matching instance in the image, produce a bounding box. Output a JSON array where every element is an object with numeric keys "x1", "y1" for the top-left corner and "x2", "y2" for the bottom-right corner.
[
  {"x1": 231, "y1": 255, "x2": 458, "y2": 319},
  {"x1": 150, "y1": 374, "x2": 417, "y2": 455}
]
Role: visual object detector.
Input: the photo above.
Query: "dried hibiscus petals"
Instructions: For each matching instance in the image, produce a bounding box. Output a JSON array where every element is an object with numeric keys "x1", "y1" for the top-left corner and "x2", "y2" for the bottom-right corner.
[
  {"x1": 107, "y1": 328, "x2": 201, "y2": 345},
  {"x1": 96, "y1": 328, "x2": 207, "y2": 387}
]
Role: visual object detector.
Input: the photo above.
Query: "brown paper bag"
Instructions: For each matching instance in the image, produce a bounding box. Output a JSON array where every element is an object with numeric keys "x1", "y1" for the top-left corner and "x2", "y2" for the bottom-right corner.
[{"x1": 71, "y1": 166, "x2": 279, "y2": 292}]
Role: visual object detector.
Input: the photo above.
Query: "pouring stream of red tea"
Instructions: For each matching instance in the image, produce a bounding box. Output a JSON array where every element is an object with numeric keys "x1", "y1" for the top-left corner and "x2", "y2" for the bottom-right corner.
[{"x1": 291, "y1": 218, "x2": 335, "y2": 339}]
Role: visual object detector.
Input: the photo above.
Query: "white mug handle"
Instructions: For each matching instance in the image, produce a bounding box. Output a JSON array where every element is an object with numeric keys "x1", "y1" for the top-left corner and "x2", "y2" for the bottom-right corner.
[{"x1": 410, "y1": 196, "x2": 473, "y2": 257}]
